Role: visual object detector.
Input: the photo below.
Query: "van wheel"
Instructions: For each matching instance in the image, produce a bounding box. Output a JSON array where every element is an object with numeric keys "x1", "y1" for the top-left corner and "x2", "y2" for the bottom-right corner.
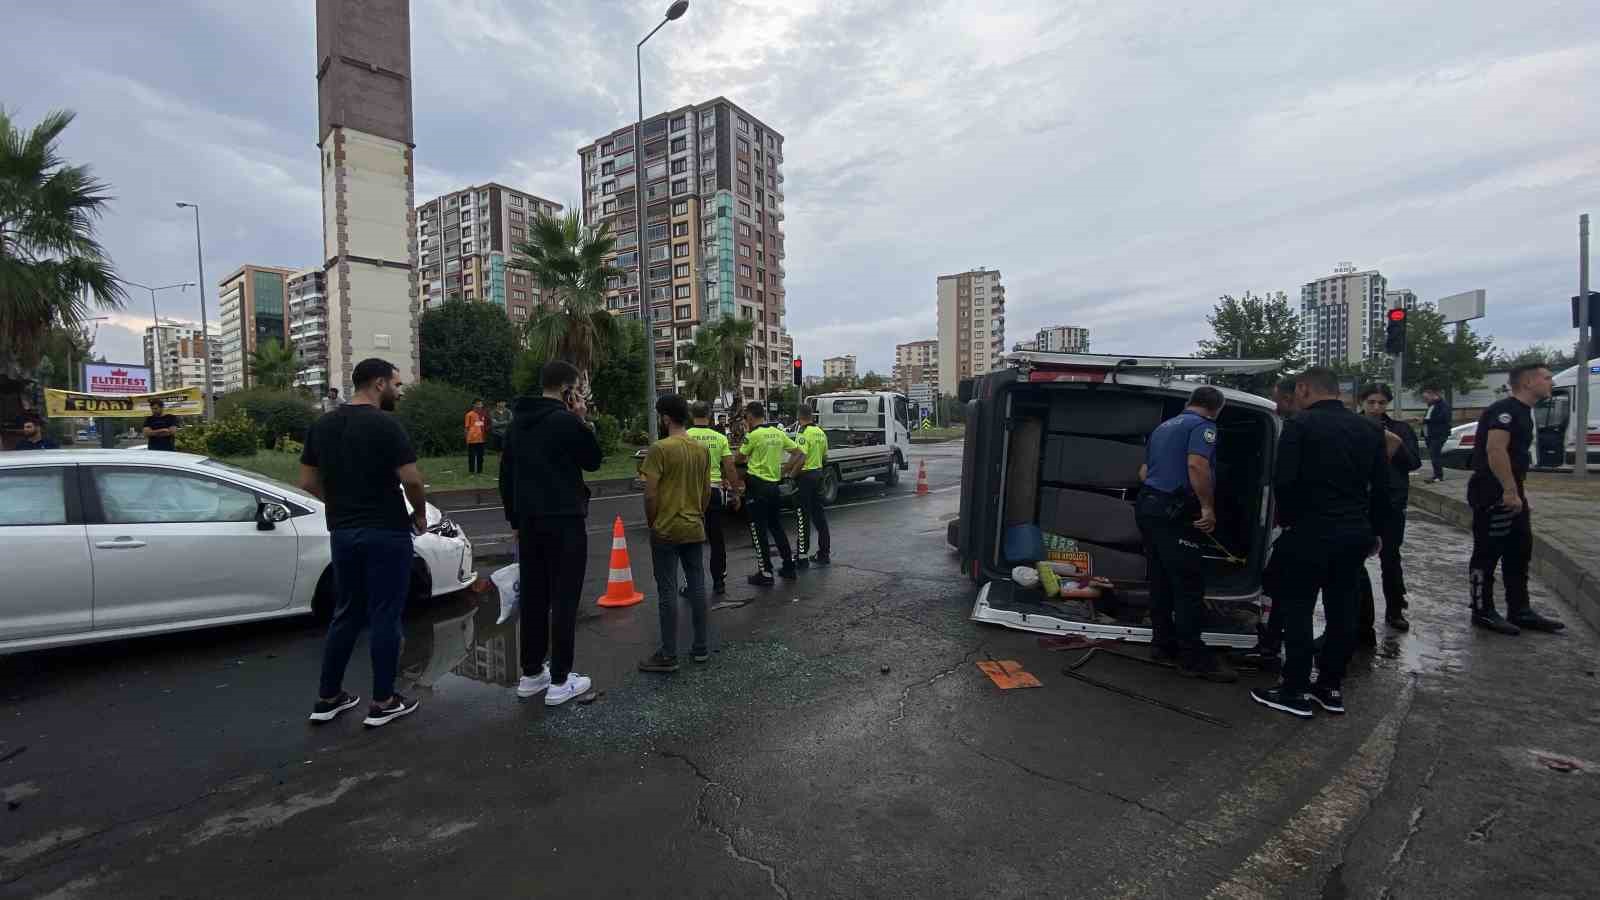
[
  {"x1": 820, "y1": 467, "x2": 840, "y2": 505},
  {"x1": 878, "y1": 454, "x2": 901, "y2": 486}
]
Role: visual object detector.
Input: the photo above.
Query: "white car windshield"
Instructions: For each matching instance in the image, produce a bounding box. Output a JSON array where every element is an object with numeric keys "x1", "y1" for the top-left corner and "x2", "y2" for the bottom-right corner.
[{"x1": 198, "y1": 458, "x2": 321, "y2": 505}]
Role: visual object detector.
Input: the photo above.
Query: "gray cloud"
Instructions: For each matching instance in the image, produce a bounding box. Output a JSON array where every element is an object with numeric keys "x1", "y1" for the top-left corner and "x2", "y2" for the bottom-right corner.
[{"x1": 6, "y1": 0, "x2": 1598, "y2": 374}]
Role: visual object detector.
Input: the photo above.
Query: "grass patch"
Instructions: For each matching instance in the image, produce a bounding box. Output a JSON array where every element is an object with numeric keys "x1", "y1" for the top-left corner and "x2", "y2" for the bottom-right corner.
[
  {"x1": 221, "y1": 446, "x2": 642, "y2": 493},
  {"x1": 912, "y1": 425, "x2": 966, "y2": 442}
]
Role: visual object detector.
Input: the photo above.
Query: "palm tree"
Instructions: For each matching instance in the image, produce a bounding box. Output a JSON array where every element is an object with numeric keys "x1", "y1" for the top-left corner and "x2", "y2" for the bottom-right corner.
[
  {"x1": 674, "y1": 328, "x2": 723, "y2": 402},
  {"x1": 249, "y1": 338, "x2": 298, "y2": 390},
  {"x1": 0, "y1": 108, "x2": 124, "y2": 384},
  {"x1": 508, "y1": 211, "x2": 622, "y2": 395},
  {"x1": 677, "y1": 314, "x2": 755, "y2": 410}
]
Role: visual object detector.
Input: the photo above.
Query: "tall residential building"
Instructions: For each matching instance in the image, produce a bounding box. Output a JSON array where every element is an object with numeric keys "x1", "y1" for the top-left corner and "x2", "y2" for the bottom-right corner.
[
  {"x1": 142, "y1": 320, "x2": 222, "y2": 393},
  {"x1": 315, "y1": 0, "x2": 419, "y2": 397},
  {"x1": 287, "y1": 268, "x2": 330, "y2": 394},
  {"x1": 1385, "y1": 289, "x2": 1420, "y2": 317},
  {"x1": 417, "y1": 184, "x2": 563, "y2": 325},
  {"x1": 217, "y1": 265, "x2": 295, "y2": 393},
  {"x1": 893, "y1": 339, "x2": 938, "y2": 393},
  {"x1": 1298, "y1": 263, "x2": 1390, "y2": 366},
  {"x1": 823, "y1": 355, "x2": 857, "y2": 380},
  {"x1": 936, "y1": 268, "x2": 1006, "y2": 395},
  {"x1": 1034, "y1": 325, "x2": 1090, "y2": 353},
  {"x1": 578, "y1": 97, "x2": 789, "y2": 403}
]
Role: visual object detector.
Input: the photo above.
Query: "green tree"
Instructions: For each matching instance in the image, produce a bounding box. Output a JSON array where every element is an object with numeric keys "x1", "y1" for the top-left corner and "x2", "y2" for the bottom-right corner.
[
  {"x1": 418, "y1": 298, "x2": 518, "y2": 400},
  {"x1": 1196, "y1": 290, "x2": 1304, "y2": 393},
  {"x1": 508, "y1": 211, "x2": 622, "y2": 394},
  {"x1": 248, "y1": 338, "x2": 298, "y2": 390},
  {"x1": 590, "y1": 317, "x2": 647, "y2": 429},
  {"x1": 674, "y1": 327, "x2": 722, "y2": 403},
  {"x1": 858, "y1": 370, "x2": 887, "y2": 389},
  {"x1": 1401, "y1": 302, "x2": 1494, "y2": 400},
  {"x1": 0, "y1": 108, "x2": 124, "y2": 387},
  {"x1": 673, "y1": 314, "x2": 755, "y2": 409},
  {"x1": 767, "y1": 384, "x2": 798, "y2": 417},
  {"x1": 394, "y1": 380, "x2": 478, "y2": 456},
  {"x1": 510, "y1": 347, "x2": 546, "y2": 397},
  {"x1": 1496, "y1": 343, "x2": 1575, "y2": 371}
]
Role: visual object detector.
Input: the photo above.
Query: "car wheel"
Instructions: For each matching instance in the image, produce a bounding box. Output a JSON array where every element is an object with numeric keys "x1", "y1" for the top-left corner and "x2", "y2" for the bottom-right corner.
[
  {"x1": 820, "y1": 466, "x2": 840, "y2": 505},
  {"x1": 878, "y1": 454, "x2": 901, "y2": 486}
]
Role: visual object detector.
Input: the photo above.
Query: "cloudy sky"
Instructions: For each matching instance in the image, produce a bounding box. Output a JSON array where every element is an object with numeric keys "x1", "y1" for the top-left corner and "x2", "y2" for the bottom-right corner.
[{"x1": 7, "y1": 0, "x2": 1599, "y2": 375}]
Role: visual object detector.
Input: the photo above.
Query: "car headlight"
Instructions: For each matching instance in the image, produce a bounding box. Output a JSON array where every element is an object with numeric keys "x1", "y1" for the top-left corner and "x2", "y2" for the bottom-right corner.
[{"x1": 428, "y1": 517, "x2": 459, "y2": 538}]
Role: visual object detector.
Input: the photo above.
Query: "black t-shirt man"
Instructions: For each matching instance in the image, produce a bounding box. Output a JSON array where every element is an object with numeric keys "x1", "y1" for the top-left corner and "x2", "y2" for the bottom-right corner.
[
  {"x1": 1466, "y1": 396, "x2": 1534, "y2": 508},
  {"x1": 300, "y1": 404, "x2": 417, "y2": 531},
  {"x1": 144, "y1": 414, "x2": 179, "y2": 451}
]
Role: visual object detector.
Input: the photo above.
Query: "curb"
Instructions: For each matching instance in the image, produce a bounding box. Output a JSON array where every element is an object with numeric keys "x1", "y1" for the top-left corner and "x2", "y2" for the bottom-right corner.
[
  {"x1": 430, "y1": 477, "x2": 636, "y2": 510},
  {"x1": 1409, "y1": 488, "x2": 1600, "y2": 633}
]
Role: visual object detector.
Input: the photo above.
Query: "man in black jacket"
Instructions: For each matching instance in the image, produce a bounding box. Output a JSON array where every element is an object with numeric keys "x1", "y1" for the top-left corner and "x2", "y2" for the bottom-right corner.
[
  {"x1": 1421, "y1": 386, "x2": 1452, "y2": 482},
  {"x1": 1356, "y1": 383, "x2": 1422, "y2": 640},
  {"x1": 499, "y1": 360, "x2": 603, "y2": 707},
  {"x1": 1251, "y1": 368, "x2": 1390, "y2": 719}
]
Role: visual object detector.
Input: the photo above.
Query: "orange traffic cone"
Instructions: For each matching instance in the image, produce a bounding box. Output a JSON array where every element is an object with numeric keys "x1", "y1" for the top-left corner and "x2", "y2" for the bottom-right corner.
[
  {"x1": 596, "y1": 515, "x2": 644, "y2": 607},
  {"x1": 915, "y1": 459, "x2": 930, "y2": 495}
]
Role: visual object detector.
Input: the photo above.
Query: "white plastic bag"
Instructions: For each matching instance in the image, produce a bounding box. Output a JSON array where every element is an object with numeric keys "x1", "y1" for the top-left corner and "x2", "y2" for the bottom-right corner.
[
  {"x1": 1011, "y1": 565, "x2": 1041, "y2": 589},
  {"x1": 491, "y1": 559, "x2": 520, "y2": 625}
]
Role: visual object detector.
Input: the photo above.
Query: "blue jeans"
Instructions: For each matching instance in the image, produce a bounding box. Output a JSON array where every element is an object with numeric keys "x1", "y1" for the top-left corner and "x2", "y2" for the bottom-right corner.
[
  {"x1": 319, "y1": 528, "x2": 414, "y2": 701},
  {"x1": 651, "y1": 539, "x2": 708, "y2": 658}
]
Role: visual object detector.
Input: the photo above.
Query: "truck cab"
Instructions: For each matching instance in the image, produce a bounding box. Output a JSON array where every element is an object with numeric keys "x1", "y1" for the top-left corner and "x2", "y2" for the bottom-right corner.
[
  {"x1": 952, "y1": 352, "x2": 1284, "y2": 647},
  {"x1": 804, "y1": 391, "x2": 915, "y2": 504}
]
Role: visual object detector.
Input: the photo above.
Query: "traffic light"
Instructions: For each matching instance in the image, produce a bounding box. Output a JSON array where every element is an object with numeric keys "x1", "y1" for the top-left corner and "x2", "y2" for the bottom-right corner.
[
  {"x1": 1384, "y1": 307, "x2": 1407, "y2": 355},
  {"x1": 792, "y1": 357, "x2": 803, "y2": 386}
]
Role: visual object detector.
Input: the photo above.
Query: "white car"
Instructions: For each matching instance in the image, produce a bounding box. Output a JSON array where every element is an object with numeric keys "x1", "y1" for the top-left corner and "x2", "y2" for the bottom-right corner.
[{"x1": 0, "y1": 449, "x2": 474, "y2": 655}]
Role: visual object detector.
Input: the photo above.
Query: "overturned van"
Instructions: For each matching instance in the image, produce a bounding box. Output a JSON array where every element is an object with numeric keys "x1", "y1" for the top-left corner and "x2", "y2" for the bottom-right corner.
[{"x1": 952, "y1": 353, "x2": 1285, "y2": 647}]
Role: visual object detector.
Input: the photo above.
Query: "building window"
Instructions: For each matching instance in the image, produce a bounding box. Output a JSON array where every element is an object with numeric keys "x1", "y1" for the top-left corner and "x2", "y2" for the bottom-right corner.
[
  {"x1": 671, "y1": 136, "x2": 686, "y2": 153},
  {"x1": 671, "y1": 179, "x2": 688, "y2": 196},
  {"x1": 650, "y1": 265, "x2": 671, "y2": 283},
  {"x1": 673, "y1": 222, "x2": 689, "y2": 237},
  {"x1": 649, "y1": 245, "x2": 670, "y2": 262},
  {"x1": 675, "y1": 305, "x2": 691, "y2": 320},
  {"x1": 737, "y1": 138, "x2": 750, "y2": 155},
  {"x1": 673, "y1": 200, "x2": 688, "y2": 216},
  {"x1": 508, "y1": 195, "x2": 523, "y2": 208},
  {"x1": 700, "y1": 109, "x2": 715, "y2": 127},
  {"x1": 671, "y1": 158, "x2": 688, "y2": 175},
  {"x1": 738, "y1": 244, "x2": 751, "y2": 258},
  {"x1": 674, "y1": 242, "x2": 689, "y2": 258},
  {"x1": 674, "y1": 264, "x2": 690, "y2": 278},
  {"x1": 671, "y1": 116, "x2": 686, "y2": 132},
  {"x1": 739, "y1": 264, "x2": 752, "y2": 278},
  {"x1": 701, "y1": 175, "x2": 716, "y2": 192},
  {"x1": 675, "y1": 284, "x2": 691, "y2": 299}
]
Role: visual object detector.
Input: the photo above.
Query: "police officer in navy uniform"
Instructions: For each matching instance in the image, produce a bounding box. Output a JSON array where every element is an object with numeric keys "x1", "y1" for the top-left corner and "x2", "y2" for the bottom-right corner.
[
  {"x1": 1466, "y1": 364, "x2": 1564, "y2": 635},
  {"x1": 1135, "y1": 385, "x2": 1236, "y2": 682},
  {"x1": 1355, "y1": 382, "x2": 1422, "y2": 642},
  {"x1": 1251, "y1": 368, "x2": 1390, "y2": 719}
]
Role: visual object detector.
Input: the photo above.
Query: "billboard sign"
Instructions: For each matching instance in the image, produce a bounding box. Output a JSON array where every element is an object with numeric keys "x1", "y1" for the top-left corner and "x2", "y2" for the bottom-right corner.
[
  {"x1": 1436, "y1": 290, "x2": 1486, "y2": 324},
  {"x1": 83, "y1": 362, "x2": 153, "y2": 395},
  {"x1": 46, "y1": 386, "x2": 204, "y2": 418}
]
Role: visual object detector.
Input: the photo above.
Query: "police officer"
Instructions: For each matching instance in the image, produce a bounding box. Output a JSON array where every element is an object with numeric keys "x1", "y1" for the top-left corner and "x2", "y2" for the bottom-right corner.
[
  {"x1": 1135, "y1": 385, "x2": 1235, "y2": 682},
  {"x1": 1355, "y1": 383, "x2": 1421, "y2": 642},
  {"x1": 1251, "y1": 368, "x2": 1390, "y2": 719},
  {"x1": 1467, "y1": 364, "x2": 1564, "y2": 635},
  {"x1": 737, "y1": 401, "x2": 805, "y2": 586},
  {"x1": 793, "y1": 404, "x2": 832, "y2": 567}
]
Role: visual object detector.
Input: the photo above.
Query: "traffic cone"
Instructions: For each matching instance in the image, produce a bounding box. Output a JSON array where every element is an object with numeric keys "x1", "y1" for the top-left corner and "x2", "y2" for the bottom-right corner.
[
  {"x1": 596, "y1": 515, "x2": 644, "y2": 607},
  {"x1": 915, "y1": 459, "x2": 930, "y2": 495}
]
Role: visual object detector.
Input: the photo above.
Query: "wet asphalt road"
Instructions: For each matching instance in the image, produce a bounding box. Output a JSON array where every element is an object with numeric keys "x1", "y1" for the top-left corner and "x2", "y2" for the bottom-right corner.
[{"x1": 2, "y1": 441, "x2": 1597, "y2": 898}]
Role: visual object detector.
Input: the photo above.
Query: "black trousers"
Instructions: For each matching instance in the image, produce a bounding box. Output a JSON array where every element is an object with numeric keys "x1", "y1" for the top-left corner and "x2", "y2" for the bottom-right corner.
[
  {"x1": 1259, "y1": 534, "x2": 1288, "y2": 650},
  {"x1": 795, "y1": 470, "x2": 831, "y2": 557},
  {"x1": 705, "y1": 486, "x2": 728, "y2": 585},
  {"x1": 516, "y1": 517, "x2": 587, "y2": 682},
  {"x1": 1135, "y1": 492, "x2": 1206, "y2": 657},
  {"x1": 467, "y1": 442, "x2": 486, "y2": 474},
  {"x1": 1426, "y1": 437, "x2": 1447, "y2": 480},
  {"x1": 1359, "y1": 507, "x2": 1408, "y2": 632},
  {"x1": 1469, "y1": 502, "x2": 1532, "y2": 616},
  {"x1": 1276, "y1": 526, "x2": 1372, "y2": 693},
  {"x1": 745, "y1": 476, "x2": 792, "y2": 573}
]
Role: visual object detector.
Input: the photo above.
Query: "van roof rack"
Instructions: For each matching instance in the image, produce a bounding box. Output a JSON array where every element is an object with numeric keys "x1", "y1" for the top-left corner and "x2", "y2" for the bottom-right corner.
[{"x1": 1005, "y1": 351, "x2": 1282, "y2": 378}]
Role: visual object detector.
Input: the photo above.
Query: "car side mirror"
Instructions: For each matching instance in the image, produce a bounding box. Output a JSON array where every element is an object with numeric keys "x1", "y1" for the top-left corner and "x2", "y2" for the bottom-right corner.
[{"x1": 257, "y1": 500, "x2": 291, "y2": 531}]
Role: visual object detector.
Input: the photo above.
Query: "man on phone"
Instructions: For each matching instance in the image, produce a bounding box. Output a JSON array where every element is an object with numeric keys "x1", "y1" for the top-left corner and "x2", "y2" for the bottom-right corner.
[
  {"x1": 500, "y1": 361, "x2": 603, "y2": 705},
  {"x1": 301, "y1": 358, "x2": 428, "y2": 728}
]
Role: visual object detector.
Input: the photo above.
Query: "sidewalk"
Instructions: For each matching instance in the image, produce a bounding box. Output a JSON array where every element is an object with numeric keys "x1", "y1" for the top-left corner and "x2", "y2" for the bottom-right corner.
[{"x1": 1410, "y1": 470, "x2": 1600, "y2": 631}]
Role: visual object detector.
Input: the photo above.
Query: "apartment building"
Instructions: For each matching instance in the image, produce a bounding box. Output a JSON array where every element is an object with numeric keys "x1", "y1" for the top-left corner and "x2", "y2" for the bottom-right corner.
[
  {"x1": 893, "y1": 339, "x2": 938, "y2": 393},
  {"x1": 1298, "y1": 263, "x2": 1393, "y2": 366},
  {"x1": 578, "y1": 97, "x2": 789, "y2": 403},
  {"x1": 1034, "y1": 325, "x2": 1090, "y2": 354},
  {"x1": 217, "y1": 265, "x2": 296, "y2": 393},
  {"x1": 823, "y1": 354, "x2": 857, "y2": 381},
  {"x1": 287, "y1": 269, "x2": 330, "y2": 395},
  {"x1": 142, "y1": 320, "x2": 222, "y2": 393},
  {"x1": 936, "y1": 268, "x2": 1006, "y2": 395},
  {"x1": 417, "y1": 183, "x2": 563, "y2": 326}
]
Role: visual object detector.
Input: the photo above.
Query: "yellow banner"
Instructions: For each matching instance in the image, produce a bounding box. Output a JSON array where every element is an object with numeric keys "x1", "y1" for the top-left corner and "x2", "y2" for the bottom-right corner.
[{"x1": 45, "y1": 387, "x2": 205, "y2": 419}]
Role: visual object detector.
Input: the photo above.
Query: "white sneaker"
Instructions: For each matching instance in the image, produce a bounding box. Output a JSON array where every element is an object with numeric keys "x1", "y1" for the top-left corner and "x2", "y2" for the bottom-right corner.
[
  {"x1": 516, "y1": 665, "x2": 551, "y2": 698},
  {"x1": 544, "y1": 673, "x2": 593, "y2": 707}
]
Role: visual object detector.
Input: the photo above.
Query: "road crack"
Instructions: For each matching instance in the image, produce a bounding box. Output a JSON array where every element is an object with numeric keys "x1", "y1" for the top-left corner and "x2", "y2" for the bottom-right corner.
[
  {"x1": 889, "y1": 644, "x2": 983, "y2": 728},
  {"x1": 963, "y1": 742, "x2": 1197, "y2": 831},
  {"x1": 658, "y1": 749, "x2": 791, "y2": 899}
]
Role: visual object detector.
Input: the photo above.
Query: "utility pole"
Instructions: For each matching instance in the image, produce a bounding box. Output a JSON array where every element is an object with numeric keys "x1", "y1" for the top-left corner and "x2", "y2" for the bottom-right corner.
[{"x1": 1578, "y1": 213, "x2": 1591, "y2": 479}]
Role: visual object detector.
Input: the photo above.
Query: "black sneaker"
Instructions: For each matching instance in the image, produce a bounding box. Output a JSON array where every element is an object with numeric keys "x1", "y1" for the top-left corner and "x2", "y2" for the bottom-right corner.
[
  {"x1": 1386, "y1": 614, "x2": 1411, "y2": 632},
  {"x1": 1508, "y1": 609, "x2": 1566, "y2": 633},
  {"x1": 777, "y1": 564, "x2": 799, "y2": 580},
  {"x1": 691, "y1": 650, "x2": 710, "y2": 663},
  {"x1": 638, "y1": 653, "x2": 680, "y2": 674},
  {"x1": 1472, "y1": 609, "x2": 1521, "y2": 635},
  {"x1": 308, "y1": 692, "x2": 361, "y2": 723},
  {"x1": 1251, "y1": 686, "x2": 1314, "y2": 719},
  {"x1": 362, "y1": 693, "x2": 419, "y2": 728},
  {"x1": 1308, "y1": 683, "x2": 1345, "y2": 714},
  {"x1": 1150, "y1": 643, "x2": 1181, "y2": 663},
  {"x1": 795, "y1": 558, "x2": 811, "y2": 570},
  {"x1": 810, "y1": 553, "x2": 832, "y2": 566},
  {"x1": 1179, "y1": 654, "x2": 1238, "y2": 684},
  {"x1": 748, "y1": 571, "x2": 775, "y2": 587}
]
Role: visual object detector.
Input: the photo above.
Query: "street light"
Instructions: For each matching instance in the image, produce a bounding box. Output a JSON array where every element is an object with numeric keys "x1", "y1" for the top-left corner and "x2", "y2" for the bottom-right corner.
[
  {"x1": 115, "y1": 279, "x2": 196, "y2": 391},
  {"x1": 175, "y1": 202, "x2": 215, "y2": 419},
  {"x1": 636, "y1": 0, "x2": 689, "y2": 427}
]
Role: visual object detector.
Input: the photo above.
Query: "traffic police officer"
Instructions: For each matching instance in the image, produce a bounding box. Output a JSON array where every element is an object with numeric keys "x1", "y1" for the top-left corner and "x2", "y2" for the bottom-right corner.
[
  {"x1": 1466, "y1": 364, "x2": 1565, "y2": 634},
  {"x1": 1251, "y1": 367, "x2": 1390, "y2": 719},
  {"x1": 737, "y1": 402, "x2": 805, "y2": 586},
  {"x1": 1135, "y1": 385, "x2": 1234, "y2": 682},
  {"x1": 794, "y1": 404, "x2": 832, "y2": 567}
]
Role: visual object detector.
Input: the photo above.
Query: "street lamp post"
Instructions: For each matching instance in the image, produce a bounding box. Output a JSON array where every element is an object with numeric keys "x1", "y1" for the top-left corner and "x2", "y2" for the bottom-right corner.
[
  {"x1": 175, "y1": 202, "x2": 215, "y2": 419},
  {"x1": 115, "y1": 279, "x2": 196, "y2": 392},
  {"x1": 636, "y1": 0, "x2": 689, "y2": 427}
]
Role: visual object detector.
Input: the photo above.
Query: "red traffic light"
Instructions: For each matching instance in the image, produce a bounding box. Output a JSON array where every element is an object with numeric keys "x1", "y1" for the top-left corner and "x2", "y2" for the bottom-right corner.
[
  {"x1": 793, "y1": 358, "x2": 802, "y2": 369},
  {"x1": 1387, "y1": 308, "x2": 1407, "y2": 322}
]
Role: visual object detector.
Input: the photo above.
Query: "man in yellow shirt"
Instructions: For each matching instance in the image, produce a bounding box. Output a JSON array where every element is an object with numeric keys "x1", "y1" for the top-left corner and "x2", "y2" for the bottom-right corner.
[
  {"x1": 794, "y1": 403, "x2": 832, "y2": 567},
  {"x1": 737, "y1": 401, "x2": 806, "y2": 586},
  {"x1": 638, "y1": 395, "x2": 711, "y2": 673},
  {"x1": 687, "y1": 401, "x2": 739, "y2": 594}
]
